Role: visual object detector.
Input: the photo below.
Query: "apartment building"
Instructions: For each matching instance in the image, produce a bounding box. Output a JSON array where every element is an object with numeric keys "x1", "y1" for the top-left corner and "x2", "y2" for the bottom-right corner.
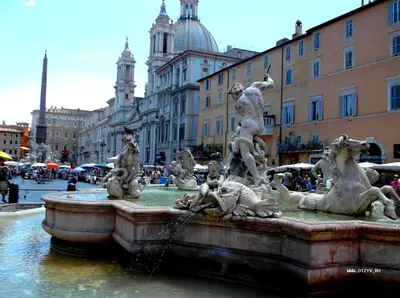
[
  {"x1": 0, "y1": 128, "x2": 23, "y2": 160},
  {"x1": 198, "y1": 0, "x2": 400, "y2": 166},
  {"x1": 31, "y1": 106, "x2": 90, "y2": 163},
  {"x1": 0, "y1": 122, "x2": 30, "y2": 159}
]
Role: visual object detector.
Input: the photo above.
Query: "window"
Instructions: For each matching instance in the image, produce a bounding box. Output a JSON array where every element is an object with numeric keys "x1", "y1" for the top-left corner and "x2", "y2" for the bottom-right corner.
[
  {"x1": 47, "y1": 130, "x2": 51, "y2": 136},
  {"x1": 312, "y1": 134, "x2": 320, "y2": 142},
  {"x1": 82, "y1": 121, "x2": 85, "y2": 128},
  {"x1": 181, "y1": 97, "x2": 186, "y2": 114},
  {"x1": 55, "y1": 131, "x2": 60, "y2": 136},
  {"x1": 3, "y1": 140, "x2": 5, "y2": 144},
  {"x1": 14, "y1": 150, "x2": 17, "y2": 155},
  {"x1": 263, "y1": 105, "x2": 274, "y2": 127},
  {"x1": 340, "y1": 93, "x2": 358, "y2": 117},
  {"x1": 146, "y1": 129, "x2": 151, "y2": 143},
  {"x1": 203, "y1": 67, "x2": 209, "y2": 73},
  {"x1": 203, "y1": 120, "x2": 210, "y2": 136},
  {"x1": 204, "y1": 78, "x2": 210, "y2": 90},
  {"x1": 388, "y1": 0, "x2": 400, "y2": 24},
  {"x1": 264, "y1": 55, "x2": 269, "y2": 69},
  {"x1": 47, "y1": 119, "x2": 51, "y2": 125},
  {"x1": 285, "y1": 45, "x2": 291, "y2": 61},
  {"x1": 388, "y1": 79, "x2": 400, "y2": 111},
  {"x1": 9, "y1": 140, "x2": 12, "y2": 144},
  {"x1": 246, "y1": 62, "x2": 252, "y2": 75},
  {"x1": 74, "y1": 121, "x2": 77, "y2": 128},
  {"x1": 55, "y1": 144, "x2": 59, "y2": 151},
  {"x1": 65, "y1": 120, "x2": 69, "y2": 127},
  {"x1": 238, "y1": 51, "x2": 242, "y2": 58},
  {"x1": 308, "y1": 96, "x2": 323, "y2": 121},
  {"x1": 229, "y1": 113, "x2": 236, "y2": 132},
  {"x1": 282, "y1": 102, "x2": 294, "y2": 125},
  {"x1": 246, "y1": 80, "x2": 251, "y2": 88},
  {"x1": 64, "y1": 132, "x2": 68, "y2": 139},
  {"x1": 218, "y1": 73, "x2": 224, "y2": 86},
  {"x1": 285, "y1": 67, "x2": 293, "y2": 85},
  {"x1": 173, "y1": 125, "x2": 177, "y2": 140},
  {"x1": 344, "y1": 46, "x2": 355, "y2": 69},
  {"x1": 314, "y1": 33, "x2": 320, "y2": 51},
  {"x1": 216, "y1": 117, "x2": 223, "y2": 135},
  {"x1": 392, "y1": 32, "x2": 400, "y2": 56},
  {"x1": 73, "y1": 132, "x2": 77, "y2": 139},
  {"x1": 232, "y1": 68, "x2": 236, "y2": 81},
  {"x1": 56, "y1": 120, "x2": 60, "y2": 126},
  {"x1": 204, "y1": 96, "x2": 210, "y2": 108},
  {"x1": 15, "y1": 140, "x2": 17, "y2": 145},
  {"x1": 345, "y1": 20, "x2": 353, "y2": 39},
  {"x1": 179, "y1": 124, "x2": 185, "y2": 139},
  {"x1": 217, "y1": 92, "x2": 222, "y2": 104},
  {"x1": 63, "y1": 145, "x2": 68, "y2": 151},
  {"x1": 313, "y1": 58, "x2": 321, "y2": 78},
  {"x1": 298, "y1": 40, "x2": 304, "y2": 57},
  {"x1": 183, "y1": 69, "x2": 187, "y2": 81}
]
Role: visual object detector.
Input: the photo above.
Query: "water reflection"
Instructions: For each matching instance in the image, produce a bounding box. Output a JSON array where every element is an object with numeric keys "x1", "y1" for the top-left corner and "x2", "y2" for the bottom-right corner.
[{"x1": 0, "y1": 214, "x2": 281, "y2": 298}]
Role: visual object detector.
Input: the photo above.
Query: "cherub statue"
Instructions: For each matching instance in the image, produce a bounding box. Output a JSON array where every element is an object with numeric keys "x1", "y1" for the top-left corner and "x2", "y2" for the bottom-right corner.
[
  {"x1": 198, "y1": 160, "x2": 224, "y2": 204},
  {"x1": 227, "y1": 73, "x2": 274, "y2": 185}
]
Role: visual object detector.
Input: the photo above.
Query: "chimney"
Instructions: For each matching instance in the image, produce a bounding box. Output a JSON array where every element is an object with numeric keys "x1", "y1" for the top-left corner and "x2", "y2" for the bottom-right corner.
[
  {"x1": 226, "y1": 45, "x2": 232, "y2": 51},
  {"x1": 292, "y1": 20, "x2": 303, "y2": 38}
]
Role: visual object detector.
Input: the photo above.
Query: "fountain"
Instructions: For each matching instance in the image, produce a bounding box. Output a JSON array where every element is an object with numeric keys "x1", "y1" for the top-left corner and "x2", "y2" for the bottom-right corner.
[
  {"x1": 39, "y1": 75, "x2": 400, "y2": 296},
  {"x1": 168, "y1": 148, "x2": 198, "y2": 191}
]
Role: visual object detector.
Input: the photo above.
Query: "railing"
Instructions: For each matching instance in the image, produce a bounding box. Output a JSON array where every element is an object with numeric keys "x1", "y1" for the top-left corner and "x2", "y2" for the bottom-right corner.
[{"x1": 277, "y1": 141, "x2": 326, "y2": 153}]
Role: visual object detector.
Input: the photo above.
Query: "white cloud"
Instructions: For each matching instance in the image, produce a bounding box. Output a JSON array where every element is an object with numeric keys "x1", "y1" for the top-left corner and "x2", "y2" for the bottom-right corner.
[{"x1": 24, "y1": 0, "x2": 36, "y2": 7}]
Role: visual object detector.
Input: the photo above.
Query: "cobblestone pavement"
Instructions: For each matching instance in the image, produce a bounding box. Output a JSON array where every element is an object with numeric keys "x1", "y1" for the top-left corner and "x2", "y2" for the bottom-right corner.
[{"x1": 3, "y1": 176, "x2": 102, "y2": 203}]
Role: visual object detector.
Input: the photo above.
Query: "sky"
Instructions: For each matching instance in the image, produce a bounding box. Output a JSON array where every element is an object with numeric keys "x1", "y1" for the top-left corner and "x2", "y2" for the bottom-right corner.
[{"x1": 0, "y1": 0, "x2": 363, "y2": 125}]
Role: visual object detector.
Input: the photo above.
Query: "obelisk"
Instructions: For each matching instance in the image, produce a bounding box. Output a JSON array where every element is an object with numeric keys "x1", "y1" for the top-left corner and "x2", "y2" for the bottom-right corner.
[{"x1": 35, "y1": 51, "x2": 48, "y2": 145}]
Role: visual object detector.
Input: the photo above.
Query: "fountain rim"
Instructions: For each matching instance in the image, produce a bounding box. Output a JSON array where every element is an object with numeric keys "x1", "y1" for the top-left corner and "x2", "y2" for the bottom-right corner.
[{"x1": 41, "y1": 191, "x2": 400, "y2": 234}]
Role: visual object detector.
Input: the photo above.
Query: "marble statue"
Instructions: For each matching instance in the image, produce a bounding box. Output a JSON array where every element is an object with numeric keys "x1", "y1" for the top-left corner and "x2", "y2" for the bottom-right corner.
[
  {"x1": 311, "y1": 146, "x2": 333, "y2": 193},
  {"x1": 168, "y1": 148, "x2": 198, "y2": 191},
  {"x1": 23, "y1": 140, "x2": 52, "y2": 164},
  {"x1": 273, "y1": 134, "x2": 400, "y2": 220},
  {"x1": 174, "y1": 74, "x2": 282, "y2": 221},
  {"x1": 102, "y1": 127, "x2": 141, "y2": 199}
]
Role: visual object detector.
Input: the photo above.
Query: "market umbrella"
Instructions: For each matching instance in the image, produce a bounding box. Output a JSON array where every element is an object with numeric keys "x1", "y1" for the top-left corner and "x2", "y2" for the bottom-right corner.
[
  {"x1": 75, "y1": 167, "x2": 86, "y2": 172},
  {"x1": 46, "y1": 162, "x2": 59, "y2": 169},
  {"x1": 79, "y1": 163, "x2": 97, "y2": 168},
  {"x1": 273, "y1": 162, "x2": 314, "y2": 172},
  {"x1": 373, "y1": 162, "x2": 400, "y2": 171},
  {"x1": 95, "y1": 163, "x2": 112, "y2": 169},
  {"x1": 0, "y1": 151, "x2": 13, "y2": 161},
  {"x1": 357, "y1": 162, "x2": 378, "y2": 169},
  {"x1": 4, "y1": 161, "x2": 19, "y2": 166},
  {"x1": 31, "y1": 162, "x2": 46, "y2": 167}
]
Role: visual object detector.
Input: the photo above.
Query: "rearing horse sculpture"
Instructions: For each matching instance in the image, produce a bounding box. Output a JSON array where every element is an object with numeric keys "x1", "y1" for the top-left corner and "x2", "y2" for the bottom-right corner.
[{"x1": 274, "y1": 135, "x2": 400, "y2": 220}]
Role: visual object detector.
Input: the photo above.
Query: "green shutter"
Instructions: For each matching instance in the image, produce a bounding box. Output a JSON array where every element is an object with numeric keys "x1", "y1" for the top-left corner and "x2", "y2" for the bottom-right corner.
[{"x1": 388, "y1": 2, "x2": 394, "y2": 25}]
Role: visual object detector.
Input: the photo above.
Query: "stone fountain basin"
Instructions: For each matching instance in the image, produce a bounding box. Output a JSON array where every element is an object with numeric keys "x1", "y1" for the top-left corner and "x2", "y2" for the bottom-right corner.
[
  {"x1": 41, "y1": 190, "x2": 400, "y2": 294},
  {"x1": 0, "y1": 202, "x2": 45, "y2": 218}
]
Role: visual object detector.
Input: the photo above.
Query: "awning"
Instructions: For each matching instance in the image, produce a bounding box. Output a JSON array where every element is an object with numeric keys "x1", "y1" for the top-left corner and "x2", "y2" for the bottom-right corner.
[{"x1": 20, "y1": 146, "x2": 29, "y2": 150}]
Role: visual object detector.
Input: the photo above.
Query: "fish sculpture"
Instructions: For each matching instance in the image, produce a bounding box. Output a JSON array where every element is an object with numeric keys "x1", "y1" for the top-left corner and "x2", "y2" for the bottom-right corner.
[{"x1": 176, "y1": 181, "x2": 282, "y2": 221}]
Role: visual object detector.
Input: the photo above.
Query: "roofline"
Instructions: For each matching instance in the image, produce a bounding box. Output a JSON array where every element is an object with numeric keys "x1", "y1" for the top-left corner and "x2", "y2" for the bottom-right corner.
[
  {"x1": 155, "y1": 49, "x2": 241, "y2": 73},
  {"x1": 197, "y1": 0, "x2": 383, "y2": 82},
  {"x1": 306, "y1": 0, "x2": 383, "y2": 33}
]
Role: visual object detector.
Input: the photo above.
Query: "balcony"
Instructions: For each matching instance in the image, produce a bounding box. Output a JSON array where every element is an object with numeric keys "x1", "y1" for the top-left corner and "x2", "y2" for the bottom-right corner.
[{"x1": 278, "y1": 140, "x2": 327, "y2": 153}]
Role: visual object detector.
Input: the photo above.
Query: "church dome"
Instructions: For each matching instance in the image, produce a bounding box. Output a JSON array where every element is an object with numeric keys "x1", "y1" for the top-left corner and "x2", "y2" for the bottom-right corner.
[{"x1": 173, "y1": 18, "x2": 219, "y2": 52}]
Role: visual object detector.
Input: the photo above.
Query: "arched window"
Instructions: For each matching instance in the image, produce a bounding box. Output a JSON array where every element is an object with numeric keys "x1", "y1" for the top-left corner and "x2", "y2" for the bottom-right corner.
[
  {"x1": 185, "y1": 4, "x2": 189, "y2": 17},
  {"x1": 190, "y1": 4, "x2": 193, "y2": 18},
  {"x1": 175, "y1": 68, "x2": 180, "y2": 87}
]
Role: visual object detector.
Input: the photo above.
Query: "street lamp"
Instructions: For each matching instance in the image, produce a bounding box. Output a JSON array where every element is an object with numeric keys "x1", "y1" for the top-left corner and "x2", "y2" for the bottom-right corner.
[{"x1": 100, "y1": 140, "x2": 106, "y2": 163}]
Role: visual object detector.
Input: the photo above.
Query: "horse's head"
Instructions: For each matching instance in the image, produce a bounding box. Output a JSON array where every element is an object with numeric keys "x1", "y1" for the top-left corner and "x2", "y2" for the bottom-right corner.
[{"x1": 331, "y1": 134, "x2": 369, "y2": 158}]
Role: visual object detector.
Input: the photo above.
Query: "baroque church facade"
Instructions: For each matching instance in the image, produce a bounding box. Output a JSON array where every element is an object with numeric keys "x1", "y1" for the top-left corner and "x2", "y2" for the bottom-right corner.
[{"x1": 77, "y1": 0, "x2": 257, "y2": 165}]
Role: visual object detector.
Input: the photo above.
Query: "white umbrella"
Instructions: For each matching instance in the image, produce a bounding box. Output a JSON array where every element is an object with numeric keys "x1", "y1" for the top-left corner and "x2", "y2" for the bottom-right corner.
[
  {"x1": 59, "y1": 165, "x2": 71, "y2": 169},
  {"x1": 79, "y1": 163, "x2": 97, "y2": 168},
  {"x1": 31, "y1": 162, "x2": 46, "y2": 167},
  {"x1": 4, "y1": 161, "x2": 19, "y2": 166},
  {"x1": 373, "y1": 162, "x2": 400, "y2": 171},
  {"x1": 107, "y1": 156, "x2": 118, "y2": 163},
  {"x1": 194, "y1": 164, "x2": 208, "y2": 172},
  {"x1": 107, "y1": 163, "x2": 115, "y2": 168},
  {"x1": 357, "y1": 162, "x2": 378, "y2": 169},
  {"x1": 273, "y1": 163, "x2": 314, "y2": 172}
]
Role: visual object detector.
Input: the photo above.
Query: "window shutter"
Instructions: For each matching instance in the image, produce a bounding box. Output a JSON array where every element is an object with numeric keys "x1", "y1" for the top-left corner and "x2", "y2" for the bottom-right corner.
[
  {"x1": 352, "y1": 94, "x2": 358, "y2": 116},
  {"x1": 308, "y1": 101, "x2": 313, "y2": 121},
  {"x1": 390, "y1": 86, "x2": 396, "y2": 110},
  {"x1": 339, "y1": 96, "x2": 345, "y2": 117},
  {"x1": 388, "y1": 2, "x2": 393, "y2": 25},
  {"x1": 290, "y1": 105, "x2": 295, "y2": 124},
  {"x1": 318, "y1": 100, "x2": 323, "y2": 120}
]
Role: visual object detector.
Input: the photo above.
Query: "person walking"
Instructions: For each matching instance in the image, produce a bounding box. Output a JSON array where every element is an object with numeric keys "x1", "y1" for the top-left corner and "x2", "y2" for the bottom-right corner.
[
  {"x1": 0, "y1": 158, "x2": 9, "y2": 203},
  {"x1": 390, "y1": 174, "x2": 400, "y2": 197}
]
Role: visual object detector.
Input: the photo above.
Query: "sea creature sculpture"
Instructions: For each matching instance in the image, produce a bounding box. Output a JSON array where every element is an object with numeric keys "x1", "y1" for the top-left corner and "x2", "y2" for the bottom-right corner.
[
  {"x1": 273, "y1": 134, "x2": 400, "y2": 220},
  {"x1": 168, "y1": 148, "x2": 198, "y2": 190},
  {"x1": 175, "y1": 181, "x2": 282, "y2": 221}
]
